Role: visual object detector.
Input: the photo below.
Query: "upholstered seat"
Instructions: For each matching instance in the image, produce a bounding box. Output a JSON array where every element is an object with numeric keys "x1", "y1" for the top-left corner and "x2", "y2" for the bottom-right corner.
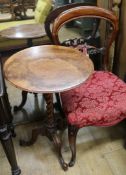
[{"x1": 61, "y1": 71, "x2": 126, "y2": 128}]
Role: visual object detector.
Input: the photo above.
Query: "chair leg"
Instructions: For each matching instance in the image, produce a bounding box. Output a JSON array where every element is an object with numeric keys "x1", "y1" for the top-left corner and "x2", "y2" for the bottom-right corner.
[
  {"x1": 68, "y1": 125, "x2": 79, "y2": 167},
  {"x1": 0, "y1": 125, "x2": 21, "y2": 175},
  {"x1": 14, "y1": 91, "x2": 28, "y2": 112}
]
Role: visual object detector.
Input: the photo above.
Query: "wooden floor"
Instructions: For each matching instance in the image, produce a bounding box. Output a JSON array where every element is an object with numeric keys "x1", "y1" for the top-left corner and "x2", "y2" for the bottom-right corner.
[{"x1": 0, "y1": 82, "x2": 126, "y2": 175}]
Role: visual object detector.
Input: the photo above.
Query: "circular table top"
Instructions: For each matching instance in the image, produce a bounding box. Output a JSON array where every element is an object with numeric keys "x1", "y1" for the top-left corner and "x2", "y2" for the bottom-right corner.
[
  {"x1": 4, "y1": 45, "x2": 94, "y2": 93},
  {"x1": 0, "y1": 23, "x2": 46, "y2": 39}
]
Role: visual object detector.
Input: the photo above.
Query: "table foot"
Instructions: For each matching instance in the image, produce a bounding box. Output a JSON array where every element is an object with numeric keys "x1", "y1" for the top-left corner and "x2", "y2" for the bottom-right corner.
[
  {"x1": 14, "y1": 91, "x2": 27, "y2": 112},
  {"x1": 20, "y1": 127, "x2": 46, "y2": 146}
]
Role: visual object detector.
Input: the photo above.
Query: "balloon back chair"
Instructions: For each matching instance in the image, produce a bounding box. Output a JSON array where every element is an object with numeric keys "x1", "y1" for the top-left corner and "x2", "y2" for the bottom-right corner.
[{"x1": 51, "y1": 6, "x2": 126, "y2": 167}]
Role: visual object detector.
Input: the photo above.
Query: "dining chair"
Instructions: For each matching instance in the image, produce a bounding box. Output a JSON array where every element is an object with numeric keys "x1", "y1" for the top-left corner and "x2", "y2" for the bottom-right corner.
[
  {"x1": 0, "y1": 58, "x2": 21, "y2": 175},
  {"x1": 51, "y1": 6, "x2": 126, "y2": 167}
]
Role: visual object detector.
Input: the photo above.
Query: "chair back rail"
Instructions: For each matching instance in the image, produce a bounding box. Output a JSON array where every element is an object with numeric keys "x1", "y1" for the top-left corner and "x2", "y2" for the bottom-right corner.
[
  {"x1": 45, "y1": 2, "x2": 98, "y2": 42},
  {"x1": 51, "y1": 6, "x2": 118, "y2": 70}
]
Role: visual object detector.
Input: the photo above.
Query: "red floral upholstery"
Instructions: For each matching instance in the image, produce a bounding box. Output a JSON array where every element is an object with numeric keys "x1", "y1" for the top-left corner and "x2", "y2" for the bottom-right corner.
[{"x1": 61, "y1": 71, "x2": 126, "y2": 128}]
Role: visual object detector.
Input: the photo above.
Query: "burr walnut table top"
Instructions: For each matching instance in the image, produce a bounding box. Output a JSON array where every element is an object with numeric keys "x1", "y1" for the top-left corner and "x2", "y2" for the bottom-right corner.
[
  {"x1": 4, "y1": 45, "x2": 94, "y2": 93},
  {"x1": 0, "y1": 23, "x2": 46, "y2": 39}
]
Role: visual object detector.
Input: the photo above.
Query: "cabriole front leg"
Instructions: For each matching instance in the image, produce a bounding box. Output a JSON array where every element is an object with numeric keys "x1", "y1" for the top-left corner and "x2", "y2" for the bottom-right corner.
[{"x1": 68, "y1": 125, "x2": 79, "y2": 167}]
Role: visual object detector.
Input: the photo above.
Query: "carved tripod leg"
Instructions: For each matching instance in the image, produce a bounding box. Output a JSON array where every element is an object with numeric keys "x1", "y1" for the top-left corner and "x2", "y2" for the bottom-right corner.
[
  {"x1": 14, "y1": 91, "x2": 28, "y2": 112},
  {"x1": 0, "y1": 125, "x2": 21, "y2": 175},
  {"x1": 19, "y1": 127, "x2": 45, "y2": 146},
  {"x1": 44, "y1": 93, "x2": 68, "y2": 171},
  {"x1": 68, "y1": 125, "x2": 79, "y2": 167}
]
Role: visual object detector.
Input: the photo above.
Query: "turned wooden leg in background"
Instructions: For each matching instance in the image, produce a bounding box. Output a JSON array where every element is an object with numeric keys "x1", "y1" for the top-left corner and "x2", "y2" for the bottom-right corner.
[
  {"x1": 14, "y1": 91, "x2": 37, "y2": 112},
  {"x1": 0, "y1": 125, "x2": 21, "y2": 175},
  {"x1": 14, "y1": 91, "x2": 28, "y2": 112},
  {"x1": 68, "y1": 125, "x2": 79, "y2": 167}
]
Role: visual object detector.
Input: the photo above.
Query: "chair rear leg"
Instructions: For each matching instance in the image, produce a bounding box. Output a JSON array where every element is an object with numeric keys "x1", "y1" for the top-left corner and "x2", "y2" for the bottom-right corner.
[{"x1": 68, "y1": 125, "x2": 79, "y2": 167}]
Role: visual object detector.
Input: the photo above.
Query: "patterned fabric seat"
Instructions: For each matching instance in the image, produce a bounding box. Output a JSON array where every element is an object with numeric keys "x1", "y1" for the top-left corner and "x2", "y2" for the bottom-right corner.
[{"x1": 61, "y1": 71, "x2": 126, "y2": 128}]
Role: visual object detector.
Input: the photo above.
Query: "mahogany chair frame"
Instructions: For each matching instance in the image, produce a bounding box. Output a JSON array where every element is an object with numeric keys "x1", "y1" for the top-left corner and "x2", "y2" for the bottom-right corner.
[
  {"x1": 51, "y1": 6, "x2": 118, "y2": 167},
  {"x1": 52, "y1": 6, "x2": 118, "y2": 69}
]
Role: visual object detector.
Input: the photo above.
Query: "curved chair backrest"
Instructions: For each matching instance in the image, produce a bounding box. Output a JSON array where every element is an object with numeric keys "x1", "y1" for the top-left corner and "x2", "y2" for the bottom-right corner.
[
  {"x1": 51, "y1": 6, "x2": 118, "y2": 70},
  {"x1": 44, "y1": 2, "x2": 98, "y2": 42}
]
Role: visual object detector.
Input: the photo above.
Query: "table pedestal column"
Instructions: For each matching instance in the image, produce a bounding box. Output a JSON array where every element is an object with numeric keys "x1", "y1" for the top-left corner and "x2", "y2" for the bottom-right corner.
[{"x1": 20, "y1": 93, "x2": 68, "y2": 171}]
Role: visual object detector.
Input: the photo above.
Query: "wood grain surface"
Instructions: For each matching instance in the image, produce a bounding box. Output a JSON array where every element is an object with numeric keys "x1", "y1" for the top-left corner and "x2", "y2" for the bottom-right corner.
[
  {"x1": 0, "y1": 23, "x2": 46, "y2": 39},
  {"x1": 4, "y1": 45, "x2": 94, "y2": 93}
]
